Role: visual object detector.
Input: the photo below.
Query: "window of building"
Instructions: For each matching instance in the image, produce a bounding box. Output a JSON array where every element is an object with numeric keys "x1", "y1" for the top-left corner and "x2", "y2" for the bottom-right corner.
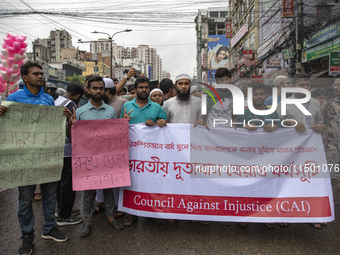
[
  {"x1": 249, "y1": 33, "x2": 255, "y2": 49},
  {"x1": 262, "y1": 0, "x2": 276, "y2": 16},
  {"x1": 248, "y1": 7, "x2": 255, "y2": 27},
  {"x1": 244, "y1": 37, "x2": 249, "y2": 50},
  {"x1": 210, "y1": 11, "x2": 218, "y2": 17},
  {"x1": 218, "y1": 30, "x2": 224, "y2": 35},
  {"x1": 208, "y1": 23, "x2": 215, "y2": 31},
  {"x1": 217, "y1": 22, "x2": 224, "y2": 29},
  {"x1": 220, "y1": 11, "x2": 227, "y2": 17}
]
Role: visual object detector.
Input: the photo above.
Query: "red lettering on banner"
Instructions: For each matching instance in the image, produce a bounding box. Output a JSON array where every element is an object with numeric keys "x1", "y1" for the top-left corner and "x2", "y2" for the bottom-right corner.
[{"x1": 123, "y1": 190, "x2": 332, "y2": 217}]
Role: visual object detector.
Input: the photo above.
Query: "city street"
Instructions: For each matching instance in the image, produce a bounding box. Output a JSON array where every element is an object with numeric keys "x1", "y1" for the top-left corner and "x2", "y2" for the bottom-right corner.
[{"x1": 1, "y1": 182, "x2": 340, "y2": 255}]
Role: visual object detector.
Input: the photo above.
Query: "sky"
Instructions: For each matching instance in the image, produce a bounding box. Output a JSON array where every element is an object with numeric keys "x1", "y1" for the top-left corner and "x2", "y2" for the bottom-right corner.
[{"x1": 0, "y1": 0, "x2": 227, "y2": 79}]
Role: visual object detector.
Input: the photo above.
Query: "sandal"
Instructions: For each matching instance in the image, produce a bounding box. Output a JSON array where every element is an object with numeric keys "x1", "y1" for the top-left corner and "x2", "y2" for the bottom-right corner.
[
  {"x1": 265, "y1": 223, "x2": 275, "y2": 230},
  {"x1": 278, "y1": 223, "x2": 288, "y2": 228},
  {"x1": 114, "y1": 211, "x2": 125, "y2": 218},
  {"x1": 93, "y1": 204, "x2": 105, "y2": 215},
  {"x1": 320, "y1": 222, "x2": 327, "y2": 226},
  {"x1": 307, "y1": 223, "x2": 321, "y2": 230}
]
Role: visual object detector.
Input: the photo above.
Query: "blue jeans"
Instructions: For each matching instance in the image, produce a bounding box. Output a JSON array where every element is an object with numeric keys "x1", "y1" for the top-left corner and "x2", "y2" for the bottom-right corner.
[{"x1": 18, "y1": 182, "x2": 58, "y2": 238}]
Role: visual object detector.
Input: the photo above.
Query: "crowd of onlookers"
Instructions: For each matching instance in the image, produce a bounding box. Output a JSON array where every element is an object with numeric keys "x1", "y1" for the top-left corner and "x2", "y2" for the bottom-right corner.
[{"x1": 1, "y1": 61, "x2": 339, "y2": 255}]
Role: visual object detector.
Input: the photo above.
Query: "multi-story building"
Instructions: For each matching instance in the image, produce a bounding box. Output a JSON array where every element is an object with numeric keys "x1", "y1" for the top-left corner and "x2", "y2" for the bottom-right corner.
[
  {"x1": 196, "y1": 7, "x2": 228, "y2": 83},
  {"x1": 33, "y1": 29, "x2": 75, "y2": 63},
  {"x1": 90, "y1": 39, "x2": 118, "y2": 76},
  {"x1": 300, "y1": 0, "x2": 340, "y2": 89},
  {"x1": 161, "y1": 71, "x2": 171, "y2": 79},
  {"x1": 90, "y1": 39, "x2": 117, "y2": 60},
  {"x1": 116, "y1": 44, "x2": 163, "y2": 80},
  {"x1": 228, "y1": 0, "x2": 259, "y2": 83},
  {"x1": 257, "y1": 0, "x2": 340, "y2": 87}
]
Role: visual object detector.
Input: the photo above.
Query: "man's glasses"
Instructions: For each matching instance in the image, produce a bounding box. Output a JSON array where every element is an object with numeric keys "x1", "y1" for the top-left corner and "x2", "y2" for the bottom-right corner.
[{"x1": 332, "y1": 83, "x2": 340, "y2": 88}]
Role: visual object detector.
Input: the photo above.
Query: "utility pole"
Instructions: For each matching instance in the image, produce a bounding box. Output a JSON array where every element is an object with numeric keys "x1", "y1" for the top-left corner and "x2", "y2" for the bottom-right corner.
[
  {"x1": 295, "y1": 0, "x2": 303, "y2": 74},
  {"x1": 92, "y1": 29, "x2": 132, "y2": 79}
]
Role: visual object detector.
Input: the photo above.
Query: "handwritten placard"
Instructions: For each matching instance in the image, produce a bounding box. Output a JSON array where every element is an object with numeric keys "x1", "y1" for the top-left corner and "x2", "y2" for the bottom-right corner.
[
  {"x1": 71, "y1": 119, "x2": 130, "y2": 190},
  {"x1": 0, "y1": 101, "x2": 66, "y2": 188}
]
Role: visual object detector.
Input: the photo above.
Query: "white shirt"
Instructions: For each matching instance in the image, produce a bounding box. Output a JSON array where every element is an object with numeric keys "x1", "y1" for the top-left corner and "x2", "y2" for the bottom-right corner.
[{"x1": 163, "y1": 95, "x2": 202, "y2": 124}]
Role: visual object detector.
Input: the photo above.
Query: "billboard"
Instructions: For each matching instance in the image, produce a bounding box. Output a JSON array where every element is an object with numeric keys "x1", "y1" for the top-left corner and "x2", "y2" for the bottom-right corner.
[
  {"x1": 282, "y1": 0, "x2": 294, "y2": 18},
  {"x1": 329, "y1": 52, "x2": 340, "y2": 76},
  {"x1": 225, "y1": 20, "x2": 232, "y2": 38},
  {"x1": 207, "y1": 35, "x2": 229, "y2": 82}
]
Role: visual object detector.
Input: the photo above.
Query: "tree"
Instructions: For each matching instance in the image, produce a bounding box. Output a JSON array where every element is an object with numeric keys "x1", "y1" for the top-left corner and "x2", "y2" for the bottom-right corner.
[{"x1": 65, "y1": 74, "x2": 85, "y2": 85}]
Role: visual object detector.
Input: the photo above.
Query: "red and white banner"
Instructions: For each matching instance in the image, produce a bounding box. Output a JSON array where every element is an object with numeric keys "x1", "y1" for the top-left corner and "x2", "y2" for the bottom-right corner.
[
  {"x1": 243, "y1": 50, "x2": 253, "y2": 59},
  {"x1": 251, "y1": 75, "x2": 263, "y2": 83},
  {"x1": 202, "y1": 52, "x2": 206, "y2": 69},
  {"x1": 119, "y1": 124, "x2": 334, "y2": 223},
  {"x1": 231, "y1": 23, "x2": 248, "y2": 48},
  {"x1": 225, "y1": 20, "x2": 232, "y2": 38},
  {"x1": 267, "y1": 58, "x2": 282, "y2": 68},
  {"x1": 282, "y1": 0, "x2": 294, "y2": 18}
]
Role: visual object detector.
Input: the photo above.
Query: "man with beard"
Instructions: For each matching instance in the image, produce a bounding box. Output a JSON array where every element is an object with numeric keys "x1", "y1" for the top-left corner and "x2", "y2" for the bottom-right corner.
[
  {"x1": 163, "y1": 73, "x2": 202, "y2": 125},
  {"x1": 235, "y1": 82, "x2": 281, "y2": 230},
  {"x1": 119, "y1": 76, "x2": 167, "y2": 226},
  {"x1": 76, "y1": 76, "x2": 124, "y2": 238},
  {"x1": 94, "y1": 78, "x2": 128, "y2": 218},
  {"x1": 276, "y1": 73, "x2": 325, "y2": 134},
  {"x1": 1, "y1": 62, "x2": 68, "y2": 255},
  {"x1": 236, "y1": 82, "x2": 281, "y2": 131},
  {"x1": 120, "y1": 76, "x2": 167, "y2": 127}
]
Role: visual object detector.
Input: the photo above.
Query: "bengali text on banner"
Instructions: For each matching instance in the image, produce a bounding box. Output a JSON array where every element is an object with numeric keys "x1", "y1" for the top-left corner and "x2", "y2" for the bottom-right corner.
[
  {"x1": 71, "y1": 119, "x2": 130, "y2": 191},
  {"x1": 0, "y1": 101, "x2": 66, "y2": 188},
  {"x1": 119, "y1": 124, "x2": 334, "y2": 223}
]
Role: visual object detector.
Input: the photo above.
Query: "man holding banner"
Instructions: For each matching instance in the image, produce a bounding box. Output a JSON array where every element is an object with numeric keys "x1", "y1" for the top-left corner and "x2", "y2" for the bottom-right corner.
[
  {"x1": 235, "y1": 82, "x2": 281, "y2": 229},
  {"x1": 277, "y1": 73, "x2": 326, "y2": 230},
  {"x1": 120, "y1": 76, "x2": 167, "y2": 226},
  {"x1": 76, "y1": 75, "x2": 124, "y2": 238},
  {"x1": 0, "y1": 62, "x2": 68, "y2": 255},
  {"x1": 163, "y1": 73, "x2": 202, "y2": 125}
]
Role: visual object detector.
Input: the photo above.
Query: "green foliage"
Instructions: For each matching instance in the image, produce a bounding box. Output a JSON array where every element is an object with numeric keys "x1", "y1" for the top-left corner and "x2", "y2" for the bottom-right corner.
[{"x1": 65, "y1": 74, "x2": 85, "y2": 85}]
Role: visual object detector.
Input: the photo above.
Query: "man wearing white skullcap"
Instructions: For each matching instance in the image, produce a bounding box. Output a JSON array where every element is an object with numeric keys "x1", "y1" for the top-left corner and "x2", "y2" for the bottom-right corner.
[
  {"x1": 264, "y1": 75, "x2": 292, "y2": 107},
  {"x1": 163, "y1": 73, "x2": 202, "y2": 125},
  {"x1": 149, "y1": 88, "x2": 164, "y2": 106},
  {"x1": 103, "y1": 78, "x2": 128, "y2": 118}
]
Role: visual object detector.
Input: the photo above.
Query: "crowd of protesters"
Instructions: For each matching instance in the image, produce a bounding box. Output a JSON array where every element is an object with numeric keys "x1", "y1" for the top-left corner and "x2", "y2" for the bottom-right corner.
[{"x1": 0, "y1": 61, "x2": 340, "y2": 255}]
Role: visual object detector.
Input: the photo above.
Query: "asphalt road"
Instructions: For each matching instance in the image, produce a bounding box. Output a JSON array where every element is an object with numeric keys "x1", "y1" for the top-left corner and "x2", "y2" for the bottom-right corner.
[{"x1": 1, "y1": 183, "x2": 340, "y2": 255}]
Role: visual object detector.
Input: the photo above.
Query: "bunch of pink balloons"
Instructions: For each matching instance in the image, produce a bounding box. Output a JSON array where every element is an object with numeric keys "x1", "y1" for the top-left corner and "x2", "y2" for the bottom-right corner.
[{"x1": 0, "y1": 33, "x2": 27, "y2": 95}]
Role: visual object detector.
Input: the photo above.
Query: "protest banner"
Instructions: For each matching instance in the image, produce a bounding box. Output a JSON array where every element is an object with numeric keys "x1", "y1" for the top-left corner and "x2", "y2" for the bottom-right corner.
[
  {"x1": 119, "y1": 124, "x2": 334, "y2": 223},
  {"x1": 0, "y1": 101, "x2": 66, "y2": 188},
  {"x1": 71, "y1": 119, "x2": 130, "y2": 190}
]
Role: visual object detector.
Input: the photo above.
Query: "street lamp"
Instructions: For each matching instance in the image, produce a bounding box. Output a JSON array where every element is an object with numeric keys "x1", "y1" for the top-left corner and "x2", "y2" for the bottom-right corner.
[{"x1": 91, "y1": 29, "x2": 132, "y2": 78}]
